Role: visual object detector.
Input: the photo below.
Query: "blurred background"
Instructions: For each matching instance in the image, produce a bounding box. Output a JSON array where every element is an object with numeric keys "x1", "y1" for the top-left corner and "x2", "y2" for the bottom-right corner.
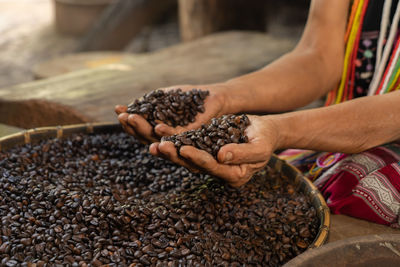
[
  {"x1": 0, "y1": 0, "x2": 310, "y2": 133},
  {"x1": 0, "y1": 0, "x2": 310, "y2": 88}
]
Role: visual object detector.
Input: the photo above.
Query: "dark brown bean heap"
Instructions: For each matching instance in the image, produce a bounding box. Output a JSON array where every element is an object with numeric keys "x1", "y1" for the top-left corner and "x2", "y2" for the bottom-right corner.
[
  {"x1": 0, "y1": 132, "x2": 318, "y2": 266},
  {"x1": 162, "y1": 114, "x2": 250, "y2": 159},
  {"x1": 127, "y1": 89, "x2": 209, "y2": 127}
]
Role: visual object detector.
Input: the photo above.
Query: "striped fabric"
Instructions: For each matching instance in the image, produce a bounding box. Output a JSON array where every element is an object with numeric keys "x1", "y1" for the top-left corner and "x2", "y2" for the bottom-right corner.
[{"x1": 325, "y1": 0, "x2": 400, "y2": 105}]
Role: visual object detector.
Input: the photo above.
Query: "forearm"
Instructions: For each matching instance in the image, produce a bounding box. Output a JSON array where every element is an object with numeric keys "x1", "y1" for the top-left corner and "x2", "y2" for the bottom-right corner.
[
  {"x1": 219, "y1": 49, "x2": 341, "y2": 114},
  {"x1": 273, "y1": 91, "x2": 400, "y2": 153},
  {"x1": 215, "y1": 0, "x2": 350, "y2": 114}
]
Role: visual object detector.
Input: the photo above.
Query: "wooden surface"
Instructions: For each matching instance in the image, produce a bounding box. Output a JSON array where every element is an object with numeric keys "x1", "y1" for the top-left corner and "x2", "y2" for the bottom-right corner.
[
  {"x1": 0, "y1": 31, "x2": 296, "y2": 122},
  {"x1": 178, "y1": 0, "x2": 267, "y2": 42},
  {"x1": 286, "y1": 234, "x2": 400, "y2": 267},
  {"x1": 329, "y1": 215, "x2": 400, "y2": 243},
  {"x1": 33, "y1": 52, "x2": 126, "y2": 79},
  {"x1": 0, "y1": 123, "x2": 22, "y2": 138}
]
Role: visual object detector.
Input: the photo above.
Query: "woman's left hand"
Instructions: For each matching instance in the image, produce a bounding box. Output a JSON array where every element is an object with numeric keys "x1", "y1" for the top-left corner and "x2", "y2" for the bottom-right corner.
[{"x1": 149, "y1": 115, "x2": 281, "y2": 187}]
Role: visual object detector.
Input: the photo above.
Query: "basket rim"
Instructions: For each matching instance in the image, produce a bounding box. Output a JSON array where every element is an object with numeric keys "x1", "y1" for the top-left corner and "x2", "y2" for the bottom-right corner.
[{"x1": 0, "y1": 122, "x2": 330, "y2": 249}]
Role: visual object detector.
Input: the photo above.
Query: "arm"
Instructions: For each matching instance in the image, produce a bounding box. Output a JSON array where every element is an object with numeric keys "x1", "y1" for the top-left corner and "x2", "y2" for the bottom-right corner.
[
  {"x1": 117, "y1": 0, "x2": 351, "y2": 140},
  {"x1": 220, "y1": 0, "x2": 350, "y2": 113},
  {"x1": 275, "y1": 90, "x2": 400, "y2": 153},
  {"x1": 152, "y1": 91, "x2": 400, "y2": 187}
]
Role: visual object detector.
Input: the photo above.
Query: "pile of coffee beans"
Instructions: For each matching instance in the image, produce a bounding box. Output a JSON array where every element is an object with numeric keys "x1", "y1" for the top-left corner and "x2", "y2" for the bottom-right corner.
[
  {"x1": 127, "y1": 89, "x2": 209, "y2": 127},
  {"x1": 0, "y1": 132, "x2": 319, "y2": 266},
  {"x1": 162, "y1": 114, "x2": 250, "y2": 159}
]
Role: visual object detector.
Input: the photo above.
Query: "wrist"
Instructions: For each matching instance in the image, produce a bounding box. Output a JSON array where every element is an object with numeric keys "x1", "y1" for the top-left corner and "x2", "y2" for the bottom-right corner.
[
  {"x1": 202, "y1": 82, "x2": 239, "y2": 115},
  {"x1": 263, "y1": 113, "x2": 298, "y2": 150},
  {"x1": 210, "y1": 80, "x2": 247, "y2": 115}
]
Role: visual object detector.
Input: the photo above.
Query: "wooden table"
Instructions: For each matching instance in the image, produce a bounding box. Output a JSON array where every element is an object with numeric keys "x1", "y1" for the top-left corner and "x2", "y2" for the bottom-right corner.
[{"x1": 329, "y1": 214, "x2": 399, "y2": 243}]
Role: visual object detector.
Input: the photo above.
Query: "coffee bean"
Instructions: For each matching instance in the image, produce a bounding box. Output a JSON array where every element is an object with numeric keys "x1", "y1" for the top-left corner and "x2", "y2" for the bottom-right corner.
[
  {"x1": 181, "y1": 248, "x2": 190, "y2": 256},
  {"x1": 20, "y1": 238, "x2": 31, "y2": 246},
  {"x1": 127, "y1": 89, "x2": 209, "y2": 127},
  {"x1": 299, "y1": 227, "x2": 311, "y2": 238},
  {"x1": 0, "y1": 132, "x2": 318, "y2": 266},
  {"x1": 162, "y1": 114, "x2": 250, "y2": 159}
]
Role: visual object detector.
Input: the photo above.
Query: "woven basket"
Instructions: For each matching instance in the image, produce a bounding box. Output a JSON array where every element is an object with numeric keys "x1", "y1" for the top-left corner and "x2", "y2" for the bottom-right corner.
[{"x1": 0, "y1": 122, "x2": 330, "y2": 249}]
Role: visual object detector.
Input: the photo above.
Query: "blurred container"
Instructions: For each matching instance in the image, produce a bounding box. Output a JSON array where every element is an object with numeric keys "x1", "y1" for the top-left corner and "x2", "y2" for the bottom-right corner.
[{"x1": 54, "y1": 0, "x2": 114, "y2": 36}]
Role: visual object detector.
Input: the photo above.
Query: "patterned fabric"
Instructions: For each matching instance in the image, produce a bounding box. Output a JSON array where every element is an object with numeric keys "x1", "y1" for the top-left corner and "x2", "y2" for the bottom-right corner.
[
  {"x1": 353, "y1": 31, "x2": 379, "y2": 97},
  {"x1": 280, "y1": 144, "x2": 400, "y2": 227},
  {"x1": 314, "y1": 144, "x2": 400, "y2": 227}
]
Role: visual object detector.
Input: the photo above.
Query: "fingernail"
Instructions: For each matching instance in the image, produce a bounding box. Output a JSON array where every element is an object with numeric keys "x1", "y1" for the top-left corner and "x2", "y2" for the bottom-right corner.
[{"x1": 224, "y1": 152, "x2": 233, "y2": 163}]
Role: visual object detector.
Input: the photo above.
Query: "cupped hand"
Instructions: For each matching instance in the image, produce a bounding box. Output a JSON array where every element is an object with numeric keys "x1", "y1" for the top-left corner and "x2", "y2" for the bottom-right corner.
[
  {"x1": 115, "y1": 84, "x2": 229, "y2": 144},
  {"x1": 149, "y1": 115, "x2": 281, "y2": 187}
]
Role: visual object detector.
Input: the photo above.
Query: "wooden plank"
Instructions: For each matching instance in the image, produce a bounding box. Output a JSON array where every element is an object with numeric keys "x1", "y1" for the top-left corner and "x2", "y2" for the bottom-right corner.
[{"x1": 0, "y1": 31, "x2": 296, "y2": 122}]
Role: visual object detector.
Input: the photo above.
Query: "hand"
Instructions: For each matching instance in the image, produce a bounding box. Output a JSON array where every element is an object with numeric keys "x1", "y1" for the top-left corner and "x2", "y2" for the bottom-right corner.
[
  {"x1": 115, "y1": 84, "x2": 229, "y2": 144},
  {"x1": 149, "y1": 115, "x2": 281, "y2": 187}
]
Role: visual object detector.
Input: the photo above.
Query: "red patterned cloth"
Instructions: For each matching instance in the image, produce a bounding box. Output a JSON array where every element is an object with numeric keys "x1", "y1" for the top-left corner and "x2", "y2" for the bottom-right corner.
[
  {"x1": 314, "y1": 143, "x2": 400, "y2": 227},
  {"x1": 280, "y1": 143, "x2": 400, "y2": 227}
]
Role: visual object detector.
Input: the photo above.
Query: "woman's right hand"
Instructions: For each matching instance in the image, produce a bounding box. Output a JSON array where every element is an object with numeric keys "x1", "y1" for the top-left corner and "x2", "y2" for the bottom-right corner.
[
  {"x1": 115, "y1": 84, "x2": 230, "y2": 144},
  {"x1": 149, "y1": 115, "x2": 280, "y2": 187}
]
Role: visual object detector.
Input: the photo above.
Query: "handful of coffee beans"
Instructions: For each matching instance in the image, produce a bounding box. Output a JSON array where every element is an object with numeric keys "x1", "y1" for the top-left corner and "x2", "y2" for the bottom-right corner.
[
  {"x1": 162, "y1": 114, "x2": 250, "y2": 159},
  {"x1": 0, "y1": 132, "x2": 318, "y2": 266},
  {"x1": 127, "y1": 89, "x2": 209, "y2": 127}
]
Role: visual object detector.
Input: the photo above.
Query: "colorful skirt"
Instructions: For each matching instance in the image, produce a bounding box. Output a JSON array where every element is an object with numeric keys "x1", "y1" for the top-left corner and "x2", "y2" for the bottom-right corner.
[{"x1": 279, "y1": 143, "x2": 400, "y2": 227}]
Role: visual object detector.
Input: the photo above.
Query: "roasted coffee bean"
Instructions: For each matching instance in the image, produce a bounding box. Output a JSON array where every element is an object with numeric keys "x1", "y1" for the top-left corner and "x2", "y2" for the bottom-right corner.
[
  {"x1": 127, "y1": 89, "x2": 209, "y2": 127},
  {"x1": 162, "y1": 114, "x2": 250, "y2": 159},
  {"x1": 0, "y1": 132, "x2": 318, "y2": 266}
]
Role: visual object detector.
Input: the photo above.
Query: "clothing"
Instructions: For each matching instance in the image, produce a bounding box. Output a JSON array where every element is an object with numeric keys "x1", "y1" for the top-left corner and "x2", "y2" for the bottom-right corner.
[
  {"x1": 326, "y1": 0, "x2": 400, "y2": 104},
  {"x1": 315, "y1": 144, "x2": 400, "y2": 227},
  {"x1": 280, "y1": 0, "x2": 400, "y2": 226}
]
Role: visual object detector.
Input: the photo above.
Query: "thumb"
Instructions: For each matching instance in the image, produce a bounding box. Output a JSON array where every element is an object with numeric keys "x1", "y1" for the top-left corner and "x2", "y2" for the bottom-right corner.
[
  {"x1": 115, "y1": 105, "x2": 127, "y2": 115},
  {"x1": 217, "y1": 142, "x2": 271, "y2": 165}
]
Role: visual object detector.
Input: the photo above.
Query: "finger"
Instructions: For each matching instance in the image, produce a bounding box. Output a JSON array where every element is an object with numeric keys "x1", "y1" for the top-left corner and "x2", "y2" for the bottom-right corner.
[
  {"x1": 127, "y1": 114, "x2": 158, "y2": 143},
  {"x1": 118, "y1": 113, "x2": 133, "y2": 133},
  {"x1": 150, "y1": 142, "x2": 194, "y2": 167},
  {"x1": 119, "y1": 113, "x2": 150, "y2": 144},
  {"x1": 158, "y1": 141, "x2": 200, "y2": 173},
  {"x1": 149, "y1": 142, "x2": 172, "y2": 161},
  {"x1": 115, "y1": 105, "x2": 127, "y2": 115},
  {"x1": 228, "y1": 162, "x2": 267, "y2": 188},
  {"x1": 121, "y1": 123, "x2": 136, "y2": 138},
  {"x1": 122, "y1": 124, "x2": 150, "y2": 145},
  {"x1": 217, "y1": 142, "x2": 270, "y2": 164},
  {"x1": 154, "y1": 123, "x2": 185, "y2": 137},
  {"x1": 179, "y1": 146, "x2": 252, "y2": 184},
  {"x1": 149, "y1": 142, "x2": 161, "y2": 157},
  {"x1": 154, "y1": 111, "x2": 210, "y2": 136}
]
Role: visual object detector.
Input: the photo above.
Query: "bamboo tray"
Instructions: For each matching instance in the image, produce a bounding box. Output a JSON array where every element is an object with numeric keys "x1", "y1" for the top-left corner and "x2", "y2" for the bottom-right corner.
[{"x1": 0, "y1": 122, "x2": 330, "y2": 249}]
